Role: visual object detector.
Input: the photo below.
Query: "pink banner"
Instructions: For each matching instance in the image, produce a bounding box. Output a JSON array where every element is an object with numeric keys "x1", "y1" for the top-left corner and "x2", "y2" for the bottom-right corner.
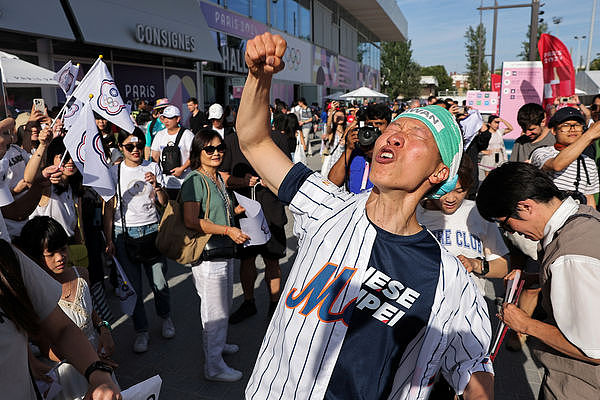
[{"x1": 498, "y1": 61, "x2": 544, "y2": 139}]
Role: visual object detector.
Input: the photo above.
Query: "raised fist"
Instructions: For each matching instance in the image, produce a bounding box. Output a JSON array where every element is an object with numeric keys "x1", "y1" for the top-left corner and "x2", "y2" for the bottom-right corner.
[{"x1": 245, "y1": 32, "x2": 287, "y2": 79}]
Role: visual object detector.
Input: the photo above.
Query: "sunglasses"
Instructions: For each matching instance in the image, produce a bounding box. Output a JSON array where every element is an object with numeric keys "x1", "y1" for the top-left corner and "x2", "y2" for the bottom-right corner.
[
  {"x1": 203, "y1": 144, "x2": 226, "y2": 155},
  {"x1": 123, "y1": 143, "x2": 145, "y2": 152},
  {"x1": 496, "y1": 215, "x2": 513, "y2": 232}
]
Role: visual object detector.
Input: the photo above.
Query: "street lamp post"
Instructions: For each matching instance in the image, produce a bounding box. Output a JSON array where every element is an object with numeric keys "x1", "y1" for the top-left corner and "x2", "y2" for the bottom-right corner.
[{"x1": 575, "y1": 35, "x2": 587, "y2": 70}]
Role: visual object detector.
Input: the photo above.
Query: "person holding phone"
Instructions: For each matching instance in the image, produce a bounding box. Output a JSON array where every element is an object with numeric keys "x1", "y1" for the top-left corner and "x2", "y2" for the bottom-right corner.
[{"x1": 479, "y1": 115, "x2": 513, "y2": 176}]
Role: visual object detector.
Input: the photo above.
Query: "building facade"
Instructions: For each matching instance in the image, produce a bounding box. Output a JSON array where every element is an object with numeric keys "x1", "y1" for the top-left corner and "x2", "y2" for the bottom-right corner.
[{"x1": 0, "y1": 0, "x2": 406, "y2": 120}]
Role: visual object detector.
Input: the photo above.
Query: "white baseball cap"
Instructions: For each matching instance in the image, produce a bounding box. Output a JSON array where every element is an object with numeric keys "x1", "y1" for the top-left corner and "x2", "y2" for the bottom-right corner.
[
  {"x1": 161, "y1": 105, "x2": 181, "y2": 118},
  {"x1": 208, "y1": 103, "x2": 224, "y2": 120}
]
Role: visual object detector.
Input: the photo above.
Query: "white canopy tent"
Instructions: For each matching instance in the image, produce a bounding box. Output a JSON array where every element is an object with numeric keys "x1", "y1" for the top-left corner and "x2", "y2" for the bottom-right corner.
[
  {"x1": 0, "y1": 51, "x2": 58, "y2": 87},
  {"x1": 324, "y1": 91, "x2": 346, "y2": 101},
  {"x1": 340, "y1": 86, "x2": 388, "y2": 100}
]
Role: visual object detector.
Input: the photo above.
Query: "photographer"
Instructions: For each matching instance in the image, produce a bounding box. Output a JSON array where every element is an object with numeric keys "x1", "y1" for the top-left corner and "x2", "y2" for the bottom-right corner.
[{"x1": 327, "y1": 103, "x2": 390, "y2": 193}]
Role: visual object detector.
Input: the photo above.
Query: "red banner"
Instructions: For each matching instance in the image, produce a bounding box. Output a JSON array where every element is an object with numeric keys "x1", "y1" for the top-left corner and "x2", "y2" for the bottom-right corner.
[
  {"x1": 491, "y1": 73, "x2": 502, "y2": 94},
  {"x1": 537, "y1": 33, "x2": 576, "y2": 112}
]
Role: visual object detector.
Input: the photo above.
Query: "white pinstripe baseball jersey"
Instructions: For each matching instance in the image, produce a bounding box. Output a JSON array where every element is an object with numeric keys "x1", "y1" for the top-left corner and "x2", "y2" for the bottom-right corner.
[{"x1": 245, "y1": 164, "x2": 493, "y2": 400}]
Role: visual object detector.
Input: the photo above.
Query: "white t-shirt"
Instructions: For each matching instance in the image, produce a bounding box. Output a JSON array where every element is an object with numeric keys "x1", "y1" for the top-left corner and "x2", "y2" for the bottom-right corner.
[
  {"x1": 531, "y1": 146, "x2": 600, "y2": 194},
  {"x1": 213, "y1": 127, "x2": 225, "y2": 138},
  {"x1": 111, "y1": 160, "x2": 164, "y2": 227},
  {"x1": 2, "y1": 145, "x2": 31, "y2": 238},
  {"x1": 0, "y1": 213, "x2": 10, "y2": 243},
  {"x1": 29, "y1": 185, "x2": 78, "y2": 237},
  {"x1": 417, "y1": 200, "x2": 509, "y2": 293},
  {"x1": 0, "y1": 246, "x2": 61, "y2": 400},
  {"x1": 150, "y1": 127, "x2": 194, "y2": 189}
]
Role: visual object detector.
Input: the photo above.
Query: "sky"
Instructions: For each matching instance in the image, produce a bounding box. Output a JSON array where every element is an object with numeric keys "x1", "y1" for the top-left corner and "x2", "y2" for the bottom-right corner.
[{"x1": 397, "y1": 0, "x2": 599, "y2": 74}]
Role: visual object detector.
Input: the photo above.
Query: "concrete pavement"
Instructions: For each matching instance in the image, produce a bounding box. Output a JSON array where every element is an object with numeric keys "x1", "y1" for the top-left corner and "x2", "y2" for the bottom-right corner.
[{"x1": 108, "y1": 148, "x2": 543, "y2": 399}]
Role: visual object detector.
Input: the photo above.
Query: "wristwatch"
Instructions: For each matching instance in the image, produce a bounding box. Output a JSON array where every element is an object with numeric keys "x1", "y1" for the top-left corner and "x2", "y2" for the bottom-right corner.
[
  {"x1": 475, "y1": 257, "x2": 490, "y2": 276},
  {"x1": 96, "y1": 320, "x2": 112, "y2": 332},
  {"x1": 84, "y1": 360, "x2": 113, "y2": 382}
]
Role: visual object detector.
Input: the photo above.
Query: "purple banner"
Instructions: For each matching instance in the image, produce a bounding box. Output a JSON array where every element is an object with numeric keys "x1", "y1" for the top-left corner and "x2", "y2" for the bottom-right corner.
[
  {"x1": 200, "y1": 2, "x2": 267, "y2": 39},
  {"x1": 338, "y1": 55, "x2": 357, "y2": 89}
]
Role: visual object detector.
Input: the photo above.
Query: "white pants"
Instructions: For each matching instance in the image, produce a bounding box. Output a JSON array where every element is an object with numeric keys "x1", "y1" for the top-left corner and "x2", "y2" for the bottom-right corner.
[{"x1": 191, "y1": 258, "x2": 233, "y2": 376}]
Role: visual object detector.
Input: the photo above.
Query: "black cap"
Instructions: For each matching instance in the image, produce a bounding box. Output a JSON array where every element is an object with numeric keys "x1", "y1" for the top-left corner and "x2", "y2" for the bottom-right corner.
[{"x1": 548, "y1": 107, "x2": 585, "y2": 128}]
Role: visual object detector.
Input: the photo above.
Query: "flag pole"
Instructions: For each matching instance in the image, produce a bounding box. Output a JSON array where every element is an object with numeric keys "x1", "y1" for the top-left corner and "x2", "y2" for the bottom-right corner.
[{"x1": 59, "y1": 93, "x2": 94, "y2": 167}]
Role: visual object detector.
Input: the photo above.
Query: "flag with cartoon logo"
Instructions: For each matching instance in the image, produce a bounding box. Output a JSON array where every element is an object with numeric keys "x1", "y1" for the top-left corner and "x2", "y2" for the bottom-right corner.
[
  {"x1": 54, "y1": 60, "x2": 79, "y2": 96},
  {"x1": 71, "y1": 58, "x2": 135, "y2": 133}
]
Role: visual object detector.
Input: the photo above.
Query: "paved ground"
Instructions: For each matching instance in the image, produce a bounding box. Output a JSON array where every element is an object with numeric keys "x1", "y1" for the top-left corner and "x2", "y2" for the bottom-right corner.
[{"x1": 108, "y1": 144, "x2": 544, "y2": 399}]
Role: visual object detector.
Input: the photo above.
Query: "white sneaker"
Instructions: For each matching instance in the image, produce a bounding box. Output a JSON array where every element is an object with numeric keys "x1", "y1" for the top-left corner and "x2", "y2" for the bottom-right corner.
[
  {"x1": 205, "y1": 367, "x2": 243, "y2": 382},
  {"x1": 161, "y1": 317, "x2": 176, "y2": 339},
  {"x1": 222, "y1": 344, "x2": 239, "y2": 355},
  {"x1": 133, "y1": 332, "x2": 149, "y2": 353}
]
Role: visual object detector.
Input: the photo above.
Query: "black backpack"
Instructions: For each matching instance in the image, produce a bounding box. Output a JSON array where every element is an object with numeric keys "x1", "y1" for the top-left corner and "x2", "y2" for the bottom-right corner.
[{"x1": 160, "y1": 127, "x2": 185, "y2": 175}]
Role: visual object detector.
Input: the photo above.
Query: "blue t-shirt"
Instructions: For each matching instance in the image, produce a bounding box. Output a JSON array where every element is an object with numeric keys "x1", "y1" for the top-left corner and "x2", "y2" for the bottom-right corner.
[
  {"x1": 348, "y1": 149, "x2": 373, "y2": 194},
  {"x1": 279, "y1": 164, "x2": 441, "y2": 400}
]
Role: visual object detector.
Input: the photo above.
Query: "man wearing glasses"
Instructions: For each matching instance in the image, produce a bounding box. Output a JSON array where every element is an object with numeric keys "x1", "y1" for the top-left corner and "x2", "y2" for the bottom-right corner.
[
  {"x1": 476, "y1": 161, "x2": 600, "y2": 399},
  {"x1": 530, "y1": 107, "x2": 600, "y2": 207}
]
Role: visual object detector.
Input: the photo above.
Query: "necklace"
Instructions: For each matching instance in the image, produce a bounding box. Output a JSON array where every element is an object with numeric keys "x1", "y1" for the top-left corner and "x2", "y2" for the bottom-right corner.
[{"x1": 198, "y1": 168, "x2": 233, "y2": 225}]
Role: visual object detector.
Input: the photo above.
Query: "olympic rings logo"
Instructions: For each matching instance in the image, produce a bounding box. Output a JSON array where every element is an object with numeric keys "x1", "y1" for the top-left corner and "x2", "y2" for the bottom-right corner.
[{"x1": 284, "y1": 48, "x2": 302, "y2": 71}]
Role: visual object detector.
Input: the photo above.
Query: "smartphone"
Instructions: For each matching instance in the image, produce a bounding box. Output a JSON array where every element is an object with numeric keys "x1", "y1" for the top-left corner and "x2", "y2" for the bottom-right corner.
[
  {"x1": 495, "y1": 153, "x2": 500, "y2": 163},
  {"x1": 33, "y1": 98, "x2": 45, "y2": 112}
]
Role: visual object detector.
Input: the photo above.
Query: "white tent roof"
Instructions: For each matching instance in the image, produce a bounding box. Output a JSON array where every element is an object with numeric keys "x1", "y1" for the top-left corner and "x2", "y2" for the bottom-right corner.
[
  {"x1": 324, "y1": 91, "x2": 346, "y2": 100},
  {"x1": 340, "y1": 86, "x2": 388, "y2": 99},
  {"x1": 0, "y1": 51, "x2": 58, "y2": 87}
]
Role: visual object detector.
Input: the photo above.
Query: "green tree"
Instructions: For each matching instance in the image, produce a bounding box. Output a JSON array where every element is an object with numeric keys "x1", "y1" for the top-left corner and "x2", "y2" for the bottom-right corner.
[
  {"x1": 421, "y1": 65, "x2": 453, "y2": 92},
  {"x1": 518, "y1": 22, "x2": 550, "y2": 61},
  {"x1": 590, "y1": 56, "x2": 600, "y2": 70},
  {"x1": 465, "y1": 24, "x2": 489, "y2": 90},
  {"x1": 381, "y1": 41, "x2": 422, "y2": 99}
]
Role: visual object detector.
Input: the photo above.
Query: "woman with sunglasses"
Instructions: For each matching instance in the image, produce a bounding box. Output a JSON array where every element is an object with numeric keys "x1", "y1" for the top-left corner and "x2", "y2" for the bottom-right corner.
[
  {"x1": 103, "y1": 127, "x2": 174, "y2": 354},
  {"x1": 181, "y1": 128, "x2": 249, "y2": 383}
]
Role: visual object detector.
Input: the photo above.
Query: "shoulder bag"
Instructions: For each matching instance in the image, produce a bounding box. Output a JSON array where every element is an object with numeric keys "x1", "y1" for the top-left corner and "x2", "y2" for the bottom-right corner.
[{"x1": 155, "y1": 171, "x2": 211, "y2": 264}]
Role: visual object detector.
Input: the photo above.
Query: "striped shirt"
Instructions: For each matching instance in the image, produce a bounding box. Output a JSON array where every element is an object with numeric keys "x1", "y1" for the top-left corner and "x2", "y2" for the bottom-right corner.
[
  {"x1": 531, "y1": 146, "x2": 599, "y2": 194},
  {"x1": 245, "y1": 164, "x2": 493, "y2": 400}
]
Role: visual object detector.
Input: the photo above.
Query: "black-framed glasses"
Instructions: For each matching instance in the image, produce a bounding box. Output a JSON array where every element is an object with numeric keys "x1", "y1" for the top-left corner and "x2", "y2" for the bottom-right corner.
[
  {"x1": 203, "y1": 144, "x2": 226, "y2": 155},
  {"x1": 496, "y1": 215, "x2": 513, "y2": 232},
  {"x1": 123, "y1": 143, "x2": 145, "y2": 152},
  {"x1": 557, "y1": 122, "x2": 584, "y2": 132}
]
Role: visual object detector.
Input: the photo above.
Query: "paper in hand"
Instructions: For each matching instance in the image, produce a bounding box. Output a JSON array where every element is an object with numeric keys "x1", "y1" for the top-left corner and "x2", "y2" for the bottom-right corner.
[
  {"x1": 122, "y1": 375, "x2": 162, "y2": 400},
  {"x1": 234, "y1": 191, "x2": 271, "y2": 247}
]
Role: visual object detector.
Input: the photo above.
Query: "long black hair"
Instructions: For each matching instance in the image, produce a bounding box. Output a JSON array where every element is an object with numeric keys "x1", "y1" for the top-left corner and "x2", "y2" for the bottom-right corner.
[
  {"x1": 0, "y1": 239, "x2": 40, "y2": 336},
  {"x1": 189, "y1": 128, "x2": 223, "y2": 171},
  {"x1": 17, "y1": 216, "x2": 70, "y2": 268},
  {"x1": 45, "y1": 137, "x2": 83, "y2": 196}
]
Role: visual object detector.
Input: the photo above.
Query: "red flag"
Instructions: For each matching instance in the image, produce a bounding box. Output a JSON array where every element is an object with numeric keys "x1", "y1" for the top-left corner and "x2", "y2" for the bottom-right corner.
[
  {"x1": 491, "y1": 74, "x2": 501, "y2": 94},
  {"x1": 537, "y1": 33, "x2": 576, "y2": 112}
]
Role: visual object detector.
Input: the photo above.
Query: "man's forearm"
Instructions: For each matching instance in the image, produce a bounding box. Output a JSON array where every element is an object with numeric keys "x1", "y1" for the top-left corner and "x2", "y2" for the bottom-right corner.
[
  {"x1": 237, "y1": 74, "x2": 272, "y2": 150},
  {"x1": 1, "y1": 184, "x2": 43, "y2": 220},
  {"x1": 526, "y1": 319, "x2": 600, "y2": 364},
  {"x1": 328, "y1": 150, "x2": 352, "y2": 186},
  {"x1": 546, "y1": 135, "x2": 594, "y2": 171}
]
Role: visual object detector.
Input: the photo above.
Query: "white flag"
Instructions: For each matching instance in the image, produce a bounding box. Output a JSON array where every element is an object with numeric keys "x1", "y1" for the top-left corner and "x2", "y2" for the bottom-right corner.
[
  {"x1": 72, "y1": 58, "x2": 135, "y2": 133},
  {"x1": 62, "y1": 98, "x2": 84, "y2": 130},
  {"x1": 122, "y1": 375, "x2": 162, "y2": 400},
  {"x1": 63, "y1": 101, "x2": 115, "y2": 201},
  {"x1": 113, "y1": 257, "x2": 137, "y2": 317},
  {"x1": 53, "y1": 60, "x2": 79, "y2": 96}
]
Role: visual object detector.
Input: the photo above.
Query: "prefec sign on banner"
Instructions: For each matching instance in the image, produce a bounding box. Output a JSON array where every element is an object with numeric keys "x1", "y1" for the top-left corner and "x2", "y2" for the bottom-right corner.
[
  {"x1": 498, "y1": 61, "x2": 543, "y2": 140},
  {"x1": 466, "y1": 90, "x2": 499, "y2": 113}
]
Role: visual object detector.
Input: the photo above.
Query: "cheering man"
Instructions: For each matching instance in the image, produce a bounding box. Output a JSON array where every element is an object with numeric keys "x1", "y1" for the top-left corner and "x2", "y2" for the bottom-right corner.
[{"x1": 236, "y1": 33, "x2": 493, "y2": 400}]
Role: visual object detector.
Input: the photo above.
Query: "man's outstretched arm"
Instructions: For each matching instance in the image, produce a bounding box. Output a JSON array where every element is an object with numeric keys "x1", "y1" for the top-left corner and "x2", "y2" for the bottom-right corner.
[{"x1": 237, "y1": 33, "x2": 294, "y2": 195}]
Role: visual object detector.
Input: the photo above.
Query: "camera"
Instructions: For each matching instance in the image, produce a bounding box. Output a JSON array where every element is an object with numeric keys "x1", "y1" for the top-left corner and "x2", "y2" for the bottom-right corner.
[{"x1": 357, "y1": 125, "x2": 381, "y2": 147}]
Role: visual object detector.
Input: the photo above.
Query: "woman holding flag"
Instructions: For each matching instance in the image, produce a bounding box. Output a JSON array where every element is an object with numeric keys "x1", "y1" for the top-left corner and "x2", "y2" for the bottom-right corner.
[{"x1": 103, "y1": 127, "x2": 174, "y2": 354}]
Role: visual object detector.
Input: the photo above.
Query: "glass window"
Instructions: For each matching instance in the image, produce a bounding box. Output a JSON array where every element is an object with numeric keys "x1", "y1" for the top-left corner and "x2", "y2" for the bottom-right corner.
[
  {"x1": 298, "y1": 3, "x2": 311, "y2": 40},
  {"x1": 271, "y1": 0, "x2": 285, "y2": 31},
  {"x1": 227, "y1": 0, "x2": 250, "y2": 16},
  {"x1": 285, "y1": 0, "x2": 299, "y2": 36},
  {"x1": 251, "y1": 0, "x2": 267, "y2": 23}
]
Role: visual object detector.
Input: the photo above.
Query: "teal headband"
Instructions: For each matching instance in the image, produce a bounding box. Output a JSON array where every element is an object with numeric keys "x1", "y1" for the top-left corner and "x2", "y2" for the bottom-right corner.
[{"x1": 393, "y1": 105, "x2": 463, "y2": 198}]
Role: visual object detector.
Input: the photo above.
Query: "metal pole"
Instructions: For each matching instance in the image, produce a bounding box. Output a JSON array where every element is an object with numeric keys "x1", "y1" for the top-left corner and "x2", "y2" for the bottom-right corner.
[
  {"x1": 478, "y1": 0, "x2": 483, "y2": 89},
  {"x1": 586, "y1": 0, "x2": 598, "y2": 71},
  {"x1": 529, "y1": 0, "x2": 539, "y2": 61},
  {"x1": 491, "y1": 0, "x2": 498, "y2": 74}
]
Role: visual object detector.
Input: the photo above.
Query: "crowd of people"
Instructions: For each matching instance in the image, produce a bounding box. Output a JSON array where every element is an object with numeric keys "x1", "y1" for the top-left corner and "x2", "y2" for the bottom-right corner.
[{"x1": 1, "y1": 31, "x2": 599, "y2": 400}]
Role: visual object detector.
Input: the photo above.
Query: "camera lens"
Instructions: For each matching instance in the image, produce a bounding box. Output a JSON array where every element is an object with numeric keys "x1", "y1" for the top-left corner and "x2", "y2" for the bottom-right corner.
[{"x1": 357, "y1": 126, "x2": 381, "y2": 147}]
